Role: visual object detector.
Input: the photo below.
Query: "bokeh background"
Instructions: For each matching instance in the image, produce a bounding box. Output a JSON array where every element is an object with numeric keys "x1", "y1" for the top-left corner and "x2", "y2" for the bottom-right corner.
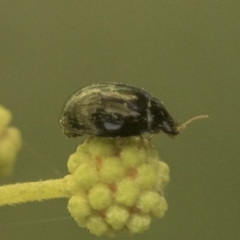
[{"x1": 0, "y1": 1, "x2": 239, "y2": 240}]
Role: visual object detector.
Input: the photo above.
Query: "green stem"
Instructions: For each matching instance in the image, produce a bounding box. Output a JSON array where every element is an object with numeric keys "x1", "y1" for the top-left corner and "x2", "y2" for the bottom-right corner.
[{"x1": 0, "y1": 179, "x2": 67, "y2": 206}]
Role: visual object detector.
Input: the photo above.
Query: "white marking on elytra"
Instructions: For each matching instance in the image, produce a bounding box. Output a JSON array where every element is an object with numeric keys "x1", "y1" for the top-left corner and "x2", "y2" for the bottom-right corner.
[{"x1": 146, "y1": 109, "x2": 153, "y2": 129}]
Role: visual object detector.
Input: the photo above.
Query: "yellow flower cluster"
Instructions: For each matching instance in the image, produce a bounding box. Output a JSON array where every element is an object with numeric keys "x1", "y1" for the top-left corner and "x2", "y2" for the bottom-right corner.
[
  {"x1": 0, "y1": 105, "x2": 22, "y2": 177},
  {"x1": 63, "y1": 137, "x2": 169, "y2": 236}
]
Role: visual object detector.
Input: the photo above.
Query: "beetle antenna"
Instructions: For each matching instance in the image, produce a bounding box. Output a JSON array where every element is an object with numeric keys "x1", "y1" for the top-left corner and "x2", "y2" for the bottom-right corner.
[{"x1": 177, "y1": 114, "x2": 209, "y2": 131}]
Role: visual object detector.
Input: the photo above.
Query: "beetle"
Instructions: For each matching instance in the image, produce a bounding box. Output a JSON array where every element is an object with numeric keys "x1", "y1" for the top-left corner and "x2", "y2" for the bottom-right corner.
[{"x1": 59, "y1": 83, "x2": 180, "y2": 138}]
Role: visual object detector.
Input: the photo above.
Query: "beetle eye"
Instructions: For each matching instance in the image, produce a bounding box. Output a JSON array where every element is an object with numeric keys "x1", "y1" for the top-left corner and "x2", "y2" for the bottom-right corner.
[{"x1": 161, "y1": 120, "x2": 179, "y2": 135}]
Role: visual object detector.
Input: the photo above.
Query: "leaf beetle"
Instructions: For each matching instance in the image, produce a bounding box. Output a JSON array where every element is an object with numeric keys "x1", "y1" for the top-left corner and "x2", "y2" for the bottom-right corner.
[{"x1": 59, "y1": 83, "x2": 207, "y2": 138}]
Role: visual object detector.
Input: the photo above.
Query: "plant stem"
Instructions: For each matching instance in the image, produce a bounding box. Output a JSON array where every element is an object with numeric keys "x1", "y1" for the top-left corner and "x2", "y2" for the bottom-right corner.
[{"x1": 0, "y1": 179, "x2": 66, "y2": 206}]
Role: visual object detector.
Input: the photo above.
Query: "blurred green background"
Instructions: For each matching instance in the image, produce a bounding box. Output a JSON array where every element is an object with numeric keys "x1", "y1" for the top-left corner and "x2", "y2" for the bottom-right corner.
[{"x1": 0, "y1": 1, "x2": 239, "y2": 240}]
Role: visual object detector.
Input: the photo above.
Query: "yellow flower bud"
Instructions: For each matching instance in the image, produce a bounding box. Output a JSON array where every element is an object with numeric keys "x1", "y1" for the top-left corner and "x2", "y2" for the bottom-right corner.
[
  {"x1": 0, "y1": 106, "x2": 21, "y2": 177},
  {"x1": 64, "y1": 137, "x2": 170, "y2": 236}
]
